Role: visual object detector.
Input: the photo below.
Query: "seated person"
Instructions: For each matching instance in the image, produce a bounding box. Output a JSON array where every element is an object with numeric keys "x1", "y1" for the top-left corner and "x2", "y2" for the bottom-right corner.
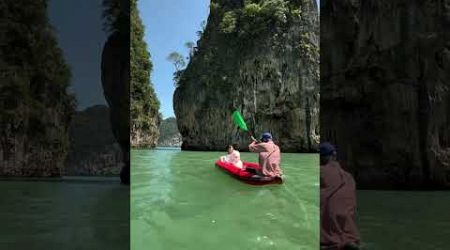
[
  {"x1": 320, "y1": 142, "x2": 360, "y2": 250},
  {"x1": 220, "y1": 144, "x2": 244, "y2": 169},
  {"x1": 248, "y1": 132, "x2": 282, "y2": 178}
]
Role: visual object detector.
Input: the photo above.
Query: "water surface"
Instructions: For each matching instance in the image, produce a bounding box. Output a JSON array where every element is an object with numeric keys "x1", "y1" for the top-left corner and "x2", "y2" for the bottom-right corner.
[
  {"x1": 0, "y1": 177, "x2": 129, "y2": 249},
  {"x1": 358, "y1": 190, "x2": 450, "y2": 250},
  {"x1": 131, "y1": 148, "x2": 319, "y2": 250}
]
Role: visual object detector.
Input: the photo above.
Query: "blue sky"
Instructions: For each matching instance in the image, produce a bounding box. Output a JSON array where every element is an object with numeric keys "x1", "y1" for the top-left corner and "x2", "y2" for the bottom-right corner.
[
  {"x1": 140, "y1": 0, "x2": 319, "y2": 119},
  {"x1": 139, "y1": 0, "x2": 210, "y2": 119}
]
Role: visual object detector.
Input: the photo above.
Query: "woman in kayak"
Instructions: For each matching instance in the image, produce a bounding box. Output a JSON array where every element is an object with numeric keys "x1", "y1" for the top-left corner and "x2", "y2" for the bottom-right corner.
[{"x1": 220, "y1": 144, "x2": 244, "y2": 169}]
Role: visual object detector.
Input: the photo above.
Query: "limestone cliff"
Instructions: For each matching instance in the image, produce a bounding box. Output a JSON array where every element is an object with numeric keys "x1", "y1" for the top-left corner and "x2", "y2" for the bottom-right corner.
[
  {"x1": 173, "y1": 0, "x2": 319, "y2": 152},
  {"x1": 158, "y1": 117, "x2": 182, "y2": 147},
  {"x1": 0, "y1": 0, "x2": 75, "y2": 177},
  {"x1": 101, "y1": 0, "x2": 131, "y2": 184},
  {"x1": 64, "y1": 105, "x2": 122, "y2": 176},
  {"x1": 320, "y1": 0, "x2": 450, "y2": 189},
  {"x1": 130, "y1": 0, "x2": 160, "y2": 148}
]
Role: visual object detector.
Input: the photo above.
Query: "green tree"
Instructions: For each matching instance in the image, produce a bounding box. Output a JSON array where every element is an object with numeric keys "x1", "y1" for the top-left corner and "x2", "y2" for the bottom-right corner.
[
  {"x1": 196, "y1": 20, "x2": 207, "y2": 38},
  {"x1": 167, "y1": 52, "x2": 186, "y2": 72},
  {"x1": 220, "y1": 11, "x2": 237, "y2": 33},
  {"x1": 167, "y1": 52, "x2": 186, "y2": 86},
  {"x1": 219, "y1": 0, "x2": 290, "y2": 37},
  {"x1": 102, "y1": 0, "x2": 129, "y2": 34},
  {"x1": 185, "y1": 41, "x2": 195, "y2": 58}
]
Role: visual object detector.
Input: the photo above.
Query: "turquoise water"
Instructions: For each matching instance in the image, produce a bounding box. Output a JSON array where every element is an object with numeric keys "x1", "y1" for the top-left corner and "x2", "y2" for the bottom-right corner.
[
  {"x1": 0, "y1": 178, "x2": 129, "y2": 249},
  {"x1": 131, "y1": 148, "x2": 319, "y2": 250}
]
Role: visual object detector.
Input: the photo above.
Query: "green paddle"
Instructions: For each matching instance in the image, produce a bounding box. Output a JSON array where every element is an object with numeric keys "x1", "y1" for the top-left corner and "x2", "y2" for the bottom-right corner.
[
  {"x1": 232, "y1": 110, "x2": 257, "y2": 141},
  {"x1": 232, "y1": 110, "x2": 248, "y2": 131}
]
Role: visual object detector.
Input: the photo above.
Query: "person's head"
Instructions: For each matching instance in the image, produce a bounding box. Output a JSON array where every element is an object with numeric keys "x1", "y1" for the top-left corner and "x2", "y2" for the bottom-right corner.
[
  {"x1": 320, "y1": 142, "x2": 337, "y2": 165},
  {"x1": 260, "y1": 132, "x2": 272, "y2": 143},
  {"x1": 226, "y1": 144, "x2": 239, "y2": 154}
]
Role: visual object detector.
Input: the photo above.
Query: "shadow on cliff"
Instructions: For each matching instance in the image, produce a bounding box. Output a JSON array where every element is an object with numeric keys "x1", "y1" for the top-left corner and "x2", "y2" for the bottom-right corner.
[
  {"x1": 320, "y1": 0, "x2": 450, "y2": 190},
  {"x1": 101, "y1": 0, "x2": 130, "y2": 185}
]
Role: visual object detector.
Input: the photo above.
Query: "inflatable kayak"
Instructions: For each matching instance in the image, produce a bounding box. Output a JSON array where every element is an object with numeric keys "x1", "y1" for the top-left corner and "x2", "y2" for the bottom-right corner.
[{"x1": 215, "y1": 160, "x2": 283, "y2": 185}]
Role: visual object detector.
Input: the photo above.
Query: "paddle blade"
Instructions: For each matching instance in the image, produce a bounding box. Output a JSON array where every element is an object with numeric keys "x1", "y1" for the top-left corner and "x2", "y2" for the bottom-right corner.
[{"x1": 232, "y1": 110, "x2": 249, "y2": 131}]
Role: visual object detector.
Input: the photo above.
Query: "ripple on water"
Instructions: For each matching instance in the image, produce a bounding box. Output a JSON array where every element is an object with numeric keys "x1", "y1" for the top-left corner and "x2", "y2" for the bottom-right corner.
[{"x1": 131, "y1": 150, "x2": 319, "y2": 250}]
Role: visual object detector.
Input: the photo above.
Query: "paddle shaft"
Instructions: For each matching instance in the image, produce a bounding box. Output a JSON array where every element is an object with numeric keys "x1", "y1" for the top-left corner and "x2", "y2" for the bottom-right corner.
[{"x1": 249, "y1": 132, "x2": 260, "y2": 143}]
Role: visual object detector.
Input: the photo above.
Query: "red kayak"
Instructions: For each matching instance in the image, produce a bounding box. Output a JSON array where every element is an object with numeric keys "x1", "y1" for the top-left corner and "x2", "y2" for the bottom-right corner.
[{"x1": 215, "y1": 160, "x2": 283, "y2": 185}]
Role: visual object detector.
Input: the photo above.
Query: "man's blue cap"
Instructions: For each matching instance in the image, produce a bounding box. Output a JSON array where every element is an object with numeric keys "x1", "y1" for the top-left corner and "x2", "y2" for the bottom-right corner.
[
  {"x1": 261, "y1": 132, "x2": 272, "y2": 141},
  {"x1": 319, "y1": 142, "x2": 336, "y2": 156}
]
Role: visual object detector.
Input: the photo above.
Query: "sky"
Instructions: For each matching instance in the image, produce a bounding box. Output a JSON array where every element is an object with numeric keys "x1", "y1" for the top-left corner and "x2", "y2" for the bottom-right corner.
[
  {"x1": 48, "y1": 0, "x2": 107, "y2": 110},
  {"x1": 47, "y1": 0, "x2": 319, "y2": 115},
  {"x1": 139, "y1": 0, "x2": 210, "y2": 119},
  {"x1": 140, "y1": 0, "x2": 319, "y2": 119}
]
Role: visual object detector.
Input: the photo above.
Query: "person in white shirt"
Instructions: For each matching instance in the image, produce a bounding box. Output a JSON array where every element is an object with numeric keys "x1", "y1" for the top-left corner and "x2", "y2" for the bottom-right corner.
[{"x1": 220, "y1": 144, "x2": 244, "y2": 169}]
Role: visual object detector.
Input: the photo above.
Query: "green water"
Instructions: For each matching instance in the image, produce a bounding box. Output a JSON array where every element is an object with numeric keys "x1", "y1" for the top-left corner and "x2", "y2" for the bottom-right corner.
[
  {"x1": 358, "y1": 190, "x2": 450, "y2": 250},
  {"x1": 0, "y1": 178, "x2": 129, "y2": 249},
  {"x1": 131, "y1": 148, "x2": 319, "y2": 250}
]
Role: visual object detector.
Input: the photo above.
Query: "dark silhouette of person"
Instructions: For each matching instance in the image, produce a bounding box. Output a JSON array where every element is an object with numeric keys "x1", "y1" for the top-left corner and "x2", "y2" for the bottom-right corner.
[{"x1": 320, "y1": 142, "x2": 360, "y2": 250}]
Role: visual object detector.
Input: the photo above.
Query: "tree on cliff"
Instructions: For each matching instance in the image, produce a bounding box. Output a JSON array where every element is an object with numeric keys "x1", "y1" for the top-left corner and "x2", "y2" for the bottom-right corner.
[
  {"x1": 196, "y1": 20, "x2": 207, "y2": 38},
  {"x1": 102, "y1": 0, "x2": 129, "y2": 34},
  {"x1": 185, "y1": 41, "x2": 196, "y2": 59},
  {"x1": 167, "y1": 51, "x2": 186, "y2": 86},
  {"x1": 130, "y1": 0, "x2": 161, "y2": 147},
  {"x1": 167, "y1": 52, "x2": 186, "y2": 71},
  {"x1": 0, "y1": 0, "x2": 76, "y2": 176}
]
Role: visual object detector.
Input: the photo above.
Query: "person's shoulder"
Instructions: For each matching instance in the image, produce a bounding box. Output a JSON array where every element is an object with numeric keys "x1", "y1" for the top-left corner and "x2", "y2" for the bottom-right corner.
[
  {"x1": 341, "y1": 169, "x2": 356, "y2": 181},
  {"x1": 320, "y1": 162, "x2": 339, "y2": 175}
]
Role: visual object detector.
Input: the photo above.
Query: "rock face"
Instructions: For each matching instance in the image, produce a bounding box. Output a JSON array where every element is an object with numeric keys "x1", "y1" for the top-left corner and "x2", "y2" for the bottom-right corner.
[
  {"x1": 130, "y1": 0, "x2": 160, "y2": 148},
  {"x1": 0, "y1": 0, "x2": 75, "y2": 177},
  {"x1": 101, "y1": 0, "x2": 131, "y2": 184},
  {"x1": 173, "y1": 0, "x2": 319, "y2": 152},
  {"x1": 320, "y1": 0, "x2": 450, "y2": 189},
  {"x1": 158, "y1": 117, "x2": 182, "y2": 147},
  {"x1": 64, "y1": 105, "x2": 123, "y2": 176},
  {"x1": 158, "y1": 135, "x2": 182, "y2": 148}
]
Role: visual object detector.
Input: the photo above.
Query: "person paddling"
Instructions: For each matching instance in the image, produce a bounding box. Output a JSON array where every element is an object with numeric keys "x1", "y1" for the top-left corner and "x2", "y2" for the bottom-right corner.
[
  {"x1": 220, "y1": 144, "x2": 244, "y2": 169},
  {"x1": 320, "y1": 142, "x2": 360, "y2": 250},
  {"x1": 248, "y1": 132, "x2": 282, "y2": 178}
]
